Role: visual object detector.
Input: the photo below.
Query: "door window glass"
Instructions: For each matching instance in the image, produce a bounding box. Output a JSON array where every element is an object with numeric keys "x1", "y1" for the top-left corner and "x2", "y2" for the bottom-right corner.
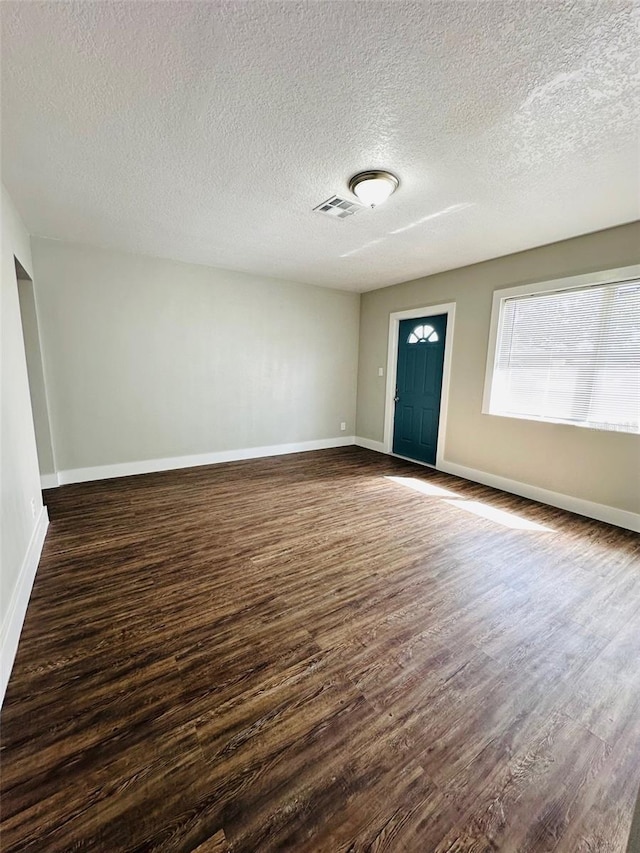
[{"x1": 408, "y1": 324, "x2": 439, "y2": 344}]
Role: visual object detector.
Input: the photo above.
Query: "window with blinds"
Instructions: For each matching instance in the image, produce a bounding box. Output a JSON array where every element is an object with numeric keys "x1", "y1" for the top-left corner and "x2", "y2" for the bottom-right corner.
[{"x1": 487, "y1": 278, "x2": 640, "y2": 434}]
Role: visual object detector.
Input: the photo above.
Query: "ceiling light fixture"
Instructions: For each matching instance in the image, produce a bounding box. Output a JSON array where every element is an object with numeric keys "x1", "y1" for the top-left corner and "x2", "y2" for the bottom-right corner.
[{"x1": 348, "y1": 170, "x2": 399, "y2": 207}]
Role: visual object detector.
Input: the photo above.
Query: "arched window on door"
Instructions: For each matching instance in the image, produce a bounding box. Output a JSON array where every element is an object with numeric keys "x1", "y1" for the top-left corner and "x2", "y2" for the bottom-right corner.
[{"x1": 407, "y1": 324, "x2": 439, "y2": 344}]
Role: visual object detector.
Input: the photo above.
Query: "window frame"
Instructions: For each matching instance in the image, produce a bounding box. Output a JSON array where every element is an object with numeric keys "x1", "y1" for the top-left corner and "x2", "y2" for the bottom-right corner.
[{"x1": 482, "y1": 264, "x2": 640, "y2": 432}]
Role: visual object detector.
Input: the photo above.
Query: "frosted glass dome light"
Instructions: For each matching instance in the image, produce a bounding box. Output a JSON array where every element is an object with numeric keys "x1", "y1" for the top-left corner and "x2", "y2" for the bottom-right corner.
[{"x1": 349, "y1": 170, "x2": 399, "y2": 207}]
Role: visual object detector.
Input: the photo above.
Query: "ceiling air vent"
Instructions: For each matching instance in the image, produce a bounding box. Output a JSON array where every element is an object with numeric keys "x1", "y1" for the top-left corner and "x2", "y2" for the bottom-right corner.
[{"x1": 314, "y1": 195, "x2": 364, "y2": 219}]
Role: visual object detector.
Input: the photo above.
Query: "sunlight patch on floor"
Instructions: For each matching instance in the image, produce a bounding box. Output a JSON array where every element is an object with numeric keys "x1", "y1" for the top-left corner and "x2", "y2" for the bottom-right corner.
[
  {"x1": 443, "y1": 499, "x2": 554, "y2": 532},
  {"x1": 385, "y1": 475, "x2": 460, "y2": 499},
  {"x1": 386, "y1": 475, "x2": 554, "y2": 531}
]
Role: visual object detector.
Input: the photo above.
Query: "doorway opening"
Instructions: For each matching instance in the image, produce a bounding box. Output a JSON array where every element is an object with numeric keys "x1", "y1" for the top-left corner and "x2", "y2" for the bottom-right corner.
[{"x1": 15, "y1": 258, "x2": 57, "y2": 487}]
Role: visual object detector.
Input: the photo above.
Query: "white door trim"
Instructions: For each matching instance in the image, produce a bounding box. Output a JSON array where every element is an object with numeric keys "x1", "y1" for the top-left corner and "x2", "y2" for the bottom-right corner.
[{"x1": 383, "y1": 302, "x2": 456, "y2": 468}]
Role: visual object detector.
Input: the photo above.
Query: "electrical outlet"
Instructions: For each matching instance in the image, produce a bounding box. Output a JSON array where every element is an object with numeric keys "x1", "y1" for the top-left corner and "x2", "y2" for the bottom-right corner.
[
  {"x1": 30, "y1": 497, "x2": 36, "y2": 519},
  {"x1": 340, "y1": 422, "x2": 346, "y2": 431},
  {"x1": 378, "y1": 367, "x2": 384, "y2": 377}
]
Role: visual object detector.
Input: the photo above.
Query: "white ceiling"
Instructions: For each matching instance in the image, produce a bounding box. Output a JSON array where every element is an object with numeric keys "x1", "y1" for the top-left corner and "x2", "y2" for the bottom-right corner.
[{"x1": 1, "y1": 1, "x2": 638, "y2": 292}]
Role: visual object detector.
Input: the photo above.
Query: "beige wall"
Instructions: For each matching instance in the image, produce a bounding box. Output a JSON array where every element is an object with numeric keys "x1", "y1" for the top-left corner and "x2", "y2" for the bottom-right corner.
[
  {"x1": 31, "y1": 239, "x2": 360, "y2": 472},
  {"x1": 357, "y1": 222, "x2": 640, "y2": 514},
  {"x1": 1, "y1": 185, "x2": 43, "y2": 629}
]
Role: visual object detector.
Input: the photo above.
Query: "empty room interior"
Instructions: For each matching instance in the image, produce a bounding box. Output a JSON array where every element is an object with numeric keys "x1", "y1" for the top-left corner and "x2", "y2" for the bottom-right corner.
[{"x1": 1, "y1": 1, "x2": 640, "y2": 851}]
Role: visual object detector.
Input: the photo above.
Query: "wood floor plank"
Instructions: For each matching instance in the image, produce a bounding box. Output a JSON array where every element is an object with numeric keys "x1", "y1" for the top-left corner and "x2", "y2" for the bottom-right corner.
[
  {"x1": 192, "y1": 829, "x2": 227, "y2": 853},
  {"x1": 1, "y1": 447, "x2": 639, "y2": 851}
]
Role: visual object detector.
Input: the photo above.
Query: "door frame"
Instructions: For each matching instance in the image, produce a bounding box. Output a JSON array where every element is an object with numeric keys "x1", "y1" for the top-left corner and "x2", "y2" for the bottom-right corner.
[{"x1": 383, "y1": 302, "x2": 456, "y2": 468}]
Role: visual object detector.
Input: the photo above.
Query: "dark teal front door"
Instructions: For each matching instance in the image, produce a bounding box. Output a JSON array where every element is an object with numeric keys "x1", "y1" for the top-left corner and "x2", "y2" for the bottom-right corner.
[{"x1": 392, "y1": 314, "x2": 447, "y2": 465}]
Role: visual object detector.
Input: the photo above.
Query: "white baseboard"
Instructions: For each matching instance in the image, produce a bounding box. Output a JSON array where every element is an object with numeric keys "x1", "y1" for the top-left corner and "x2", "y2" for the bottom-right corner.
[
  {"x1": 439, "y1": 460, "x2": 640, "y2": 533},
  {"x1": 40, "y1": 473, "x2": 59, "y2": 489},
  {"x1": 354, "y1": 436, "x2": 386, "y2": 454},
  {"x1": 1, "y1": 506, "x2": 49, "y2": 706},
  {"x1": 55, "y1": 436, "x2": 357, "y2": 485},
  {"x1": 353, "y1": 441, "x2": 638, "y2": 532},
  {"x1": 35, "y1": 439, "x2": 640, "y2": 532}
]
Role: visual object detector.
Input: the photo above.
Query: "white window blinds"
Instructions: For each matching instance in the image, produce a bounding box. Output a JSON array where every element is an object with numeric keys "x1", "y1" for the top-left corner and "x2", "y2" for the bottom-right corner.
[{"x1": 488, "y1": 279, "x2": 640, "y2": 434}]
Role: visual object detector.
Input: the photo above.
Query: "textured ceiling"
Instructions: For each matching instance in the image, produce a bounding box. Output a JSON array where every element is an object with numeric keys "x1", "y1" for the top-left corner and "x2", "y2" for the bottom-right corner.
[{"x1": 1, "y1": 1, "x2": 638, "y2": 292}]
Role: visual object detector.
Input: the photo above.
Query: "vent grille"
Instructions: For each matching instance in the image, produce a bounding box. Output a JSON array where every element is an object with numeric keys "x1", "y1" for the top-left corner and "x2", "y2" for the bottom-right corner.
[{"x1": 314, "y1": 195, "x2": 364, "y2": 219}]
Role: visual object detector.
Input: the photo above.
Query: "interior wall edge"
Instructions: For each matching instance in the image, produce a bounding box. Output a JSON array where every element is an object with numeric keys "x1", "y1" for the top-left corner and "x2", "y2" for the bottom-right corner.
[
  {"x1": 1, "y1": 183, "x2": 44, "y2": 651},
  {"x1": 52, "y1": 436, "x2": 357, "y2": 486},
  {"x1": 354, "y1": 436, "x2": 386, "y2": 454},
  {"x1": 40, "y1": 474, "x2": 60, "y2": 489},
  {"x1": 0, "y1": 506, "x2": 49, "y2": 707}
]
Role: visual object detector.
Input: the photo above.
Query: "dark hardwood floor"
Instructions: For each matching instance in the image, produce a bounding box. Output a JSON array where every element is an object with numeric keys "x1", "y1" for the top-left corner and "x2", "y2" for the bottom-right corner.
[{"x1": 1, "y1": 447, "x2": 639, "y2": 852}]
